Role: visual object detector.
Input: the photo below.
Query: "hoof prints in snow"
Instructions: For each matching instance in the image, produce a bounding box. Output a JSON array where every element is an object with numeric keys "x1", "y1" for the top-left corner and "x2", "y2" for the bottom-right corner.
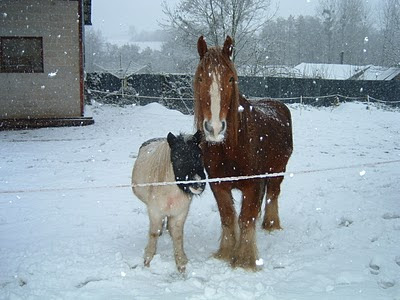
[
  {"x1": 369, "y1": 259, "x2": 380, "y2": 275},
  {"x1": 395, "y1": 256, "x2": 400, "y2": 267},
  {"x1": 378, "y1": 279, "x2": 396, "y2": 289},
  {"x1": 76, "y1": 277, "x2": 106, "y2": 289},
  {"x1": 337, "y1": 217, "x2": 353, "y2": 228},
  {"x1": 369, "y1": 257, "x2": 398, "y2": 289},
  {"x1": 0, "y1": 277, "x2": 27, "y2": 288},
  {"x1": 382, "y1": 212, "x2": 400, "y2": 220}
]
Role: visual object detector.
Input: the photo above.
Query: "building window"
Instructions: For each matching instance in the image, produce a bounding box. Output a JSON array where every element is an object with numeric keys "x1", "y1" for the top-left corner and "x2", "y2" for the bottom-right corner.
[{"x1": 0, "y1": 37, "x2": 44, "y2": 73}]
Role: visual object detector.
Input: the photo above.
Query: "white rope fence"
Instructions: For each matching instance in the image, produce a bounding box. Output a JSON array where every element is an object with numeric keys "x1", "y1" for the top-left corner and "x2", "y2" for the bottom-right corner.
[
  {"x1": 1, "y1": 159, "x2": 399, "y2": 195},
  {"x1": 88, "y1": 89, "x2": 194, "y2": 102}
]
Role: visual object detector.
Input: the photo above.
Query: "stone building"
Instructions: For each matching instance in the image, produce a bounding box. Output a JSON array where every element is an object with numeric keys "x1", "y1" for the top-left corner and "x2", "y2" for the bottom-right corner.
[{"x1": 0, "y1": 0, "x2": 93, "y2": 128}]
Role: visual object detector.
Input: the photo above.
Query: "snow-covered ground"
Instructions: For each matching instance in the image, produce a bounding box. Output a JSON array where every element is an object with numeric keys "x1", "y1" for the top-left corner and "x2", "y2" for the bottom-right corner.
[{"x1": 1, "y1": 102, "x2": 399, "y2": 299}]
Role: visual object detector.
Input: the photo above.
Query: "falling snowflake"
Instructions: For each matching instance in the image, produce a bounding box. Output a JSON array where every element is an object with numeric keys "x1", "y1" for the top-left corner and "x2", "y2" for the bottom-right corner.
[{"x1": 48, "y1": 70, "x2": 58, "y2": 78}]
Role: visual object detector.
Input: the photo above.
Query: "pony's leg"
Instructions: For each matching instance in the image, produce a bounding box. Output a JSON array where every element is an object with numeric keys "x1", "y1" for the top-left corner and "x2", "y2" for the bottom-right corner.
[
  {"x1": 168, "y1": 214, "x2": 189, "y2": 273},
  {"x1": 211, "y1": 182, "x2": 238, "y2": 262},
  {"x1": 233, "y1": 181, "x2": 263, "y2": 270},
  {"x1": 144, "y1": 212, "x2": 163, "y2": 267},
  {"x1": 262, "y1": 176, "x2": 284, "y2": 231}
]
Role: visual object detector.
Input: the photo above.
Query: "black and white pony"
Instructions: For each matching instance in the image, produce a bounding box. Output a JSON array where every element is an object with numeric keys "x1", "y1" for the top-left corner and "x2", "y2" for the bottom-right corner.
[{"x1": 132, "y1": 131, "x2": 206, "y2": 272}]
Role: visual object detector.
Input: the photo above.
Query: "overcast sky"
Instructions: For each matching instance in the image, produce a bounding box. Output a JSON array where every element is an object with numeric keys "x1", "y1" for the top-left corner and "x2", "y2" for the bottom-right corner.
[
  {"x1": 91, "y1": 0, "x2": 380, "y2": 43},
  {"x1": 92, "y1": 0, "x2": 318, "y2": 41}
]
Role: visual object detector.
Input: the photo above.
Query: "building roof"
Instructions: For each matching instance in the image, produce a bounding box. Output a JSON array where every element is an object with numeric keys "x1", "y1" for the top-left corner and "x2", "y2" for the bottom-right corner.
[
  {"x1": 293, "y1": 63, "x2": 400, "y2": 80},
  {"x1": 351, "y1": 65, "x2": 400, "y2": 80},
  {"x1": 293, "y1": 63, "x2": 363, "y2": 80}
]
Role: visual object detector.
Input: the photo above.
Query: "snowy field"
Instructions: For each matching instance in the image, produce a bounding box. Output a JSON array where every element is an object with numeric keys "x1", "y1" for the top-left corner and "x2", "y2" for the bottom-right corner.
[{"x1": 1, "y1": 101, "x2": 399, "y2": 300}]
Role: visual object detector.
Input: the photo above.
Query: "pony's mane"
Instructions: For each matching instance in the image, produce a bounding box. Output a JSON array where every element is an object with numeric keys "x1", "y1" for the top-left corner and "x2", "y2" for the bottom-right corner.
[
  {"x1": 141, "y1": 140, "x2": 174, "y2": 184},
  {"x1": 194, "y1": 47, "x2": 240, "y2": 145}
]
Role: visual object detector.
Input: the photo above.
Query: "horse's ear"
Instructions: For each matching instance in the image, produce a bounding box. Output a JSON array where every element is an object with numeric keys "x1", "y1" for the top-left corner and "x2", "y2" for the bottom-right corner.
[
  {"x1": 193, "y1": 130, "x2": 202, "y2": 145},
  {"x1": 197, "y1": 36, "x2": 208, "y2": 59},
  {"x1": 223, "y1": 35, "x2": 234, "y2": 60},
  {"x1": 167, "y1": 132, "x2": 177, "y2": 147}
]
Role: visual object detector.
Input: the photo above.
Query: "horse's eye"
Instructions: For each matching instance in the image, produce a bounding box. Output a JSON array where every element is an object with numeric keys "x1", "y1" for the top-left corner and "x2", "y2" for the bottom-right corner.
[
  {"x1": 229, "y1": 77, "x2": 234, "y2": 83},
  {"x1": 198, "y1": 77, "x2": 203, "y2": 82}
]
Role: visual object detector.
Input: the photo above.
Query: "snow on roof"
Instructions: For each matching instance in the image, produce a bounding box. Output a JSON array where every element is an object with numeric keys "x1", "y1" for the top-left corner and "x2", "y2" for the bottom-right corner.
[
  {"x1": 293, "y1": 63, "x2": 400, "y2": 80},
  {"x1": 293, "y1": 63, "x2": 364, "y2": 80},
  {"x1": 351, "y1": 65, "x2": 400, "y2": 80}
]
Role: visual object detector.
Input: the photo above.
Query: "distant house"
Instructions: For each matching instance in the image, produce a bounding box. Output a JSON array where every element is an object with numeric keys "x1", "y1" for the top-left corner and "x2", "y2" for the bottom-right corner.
[
  {"x1": 0, "y1": 0, "x2": 93, "y2": 129},
  {"x1": 293, "y1": 63, "x2": 400, "y2": 81}
]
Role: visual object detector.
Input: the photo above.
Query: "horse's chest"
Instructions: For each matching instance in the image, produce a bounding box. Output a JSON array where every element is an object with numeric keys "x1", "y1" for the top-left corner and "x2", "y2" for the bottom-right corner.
[{"x1": 203, "y1": 143, "x2": 265, "y2": 177}]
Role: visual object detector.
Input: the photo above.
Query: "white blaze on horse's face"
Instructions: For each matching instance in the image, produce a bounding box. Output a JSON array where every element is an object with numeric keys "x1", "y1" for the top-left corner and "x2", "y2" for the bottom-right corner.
[{"x1": 203, "y1": 70, "x2": 227, "y2": 143}]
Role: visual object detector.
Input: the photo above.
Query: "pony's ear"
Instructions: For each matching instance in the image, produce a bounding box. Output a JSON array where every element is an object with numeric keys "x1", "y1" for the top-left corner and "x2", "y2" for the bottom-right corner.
[
  {"x1": 167, "y1": 132, "x2": 177, "y2": 147},
  {"x1": 193, "y1": 130, "x2": 202, "y2": 145},
  {"x1": 197, "y1": 36, "x2": 208, "y2": 59},
  {"x1": 223, "y1": 35, "x2": 234, "y2": 60}
]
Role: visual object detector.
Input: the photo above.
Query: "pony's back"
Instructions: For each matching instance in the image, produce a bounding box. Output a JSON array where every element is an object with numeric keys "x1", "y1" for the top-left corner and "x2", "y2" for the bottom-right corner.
[{"x1": 132, "y1": 139, "x2": 174, "y2": 203}]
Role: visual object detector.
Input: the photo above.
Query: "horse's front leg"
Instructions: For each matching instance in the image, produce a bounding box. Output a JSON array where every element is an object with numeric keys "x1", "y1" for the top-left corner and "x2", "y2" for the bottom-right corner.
[
  {"x1": 168, "y1": 212, "x2": 189, "y2": 273},
  {"x1": 144, "y1": 210, "x2": 163, "y2": 267},
  {"x1": 262, "y1": 176, "x2": 284, "y2": 231},
  {"x1": 233, "y1": 181, "x2": 264, "y2": 270},
  {"x1": 210, "y1": 182, "x2": 238, "y2": 262}
]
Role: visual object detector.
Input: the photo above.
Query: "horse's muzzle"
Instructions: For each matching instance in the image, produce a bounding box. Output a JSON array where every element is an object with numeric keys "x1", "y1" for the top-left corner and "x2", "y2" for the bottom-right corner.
[{"x1": 203, "y1": 119, "x2": 226, "y2": 143}]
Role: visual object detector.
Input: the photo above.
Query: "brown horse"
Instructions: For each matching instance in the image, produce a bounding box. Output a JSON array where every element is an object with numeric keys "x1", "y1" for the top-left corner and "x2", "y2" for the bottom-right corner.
[{"x1": 194, "y1": 36, "x2": 293, "y2": 270}]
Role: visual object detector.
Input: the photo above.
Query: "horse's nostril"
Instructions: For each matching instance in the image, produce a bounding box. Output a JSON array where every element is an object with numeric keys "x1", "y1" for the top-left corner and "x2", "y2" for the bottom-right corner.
[
  {"x1": 221, "y1": 120, "x2": 226, "y2": 133},
  {"x1": 204, "y1": 120, "x2": 213, "y2": 134}
]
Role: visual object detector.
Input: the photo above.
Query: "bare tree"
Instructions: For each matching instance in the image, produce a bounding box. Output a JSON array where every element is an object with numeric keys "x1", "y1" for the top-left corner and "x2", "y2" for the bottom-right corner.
[
  {"x1": 380, "y1": 0, "x2": 400, "y2": 66},
  {"x1": 161, "y1": 0, "x2": 275, "y2": 63},
  {"x1": 317, "y1": 0, "x2": 371, "y2": 64},
  {"x1": 85, "y1": 28, "x2": 106, "y2": 72}
]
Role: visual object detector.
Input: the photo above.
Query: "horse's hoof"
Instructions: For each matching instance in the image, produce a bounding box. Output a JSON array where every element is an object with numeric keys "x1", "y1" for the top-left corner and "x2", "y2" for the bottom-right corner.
[
  {"x1": 231, "y1": 256, "x2": 258, "y2": 271},
  {"x1": 262, "y1": 221, "x2": 282, "y2": 232},
  {"x1": 213, "y1": 248, "x2": 234, "y2": 262}
]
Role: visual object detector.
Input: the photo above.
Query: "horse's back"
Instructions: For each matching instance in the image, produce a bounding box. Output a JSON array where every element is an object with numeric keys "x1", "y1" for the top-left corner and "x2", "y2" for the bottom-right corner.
[
  {"x1": 250, "y1": 98, "x2": 292, "y2": 126},
  {"x1": 245, "y1": 97, "x2": 293, "y2": 171}
]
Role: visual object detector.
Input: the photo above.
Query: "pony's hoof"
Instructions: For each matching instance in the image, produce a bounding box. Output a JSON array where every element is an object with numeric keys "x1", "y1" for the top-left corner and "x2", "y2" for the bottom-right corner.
[
  {"x1": 144, "y1": 258, "x2": 152, "y2": 267},
  {"x1": 177, "y1": 264, "x2": 186, "y2": 273},
  {"x1": 175, "y1": 255, "x2": 188, "y2": 272}
]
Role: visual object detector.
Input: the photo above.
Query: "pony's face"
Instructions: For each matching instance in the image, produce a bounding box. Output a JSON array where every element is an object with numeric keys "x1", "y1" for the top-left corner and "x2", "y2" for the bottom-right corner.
[
  {"x1": 167, "y1": 131, "x2": 206, "y2": 195},
  {"x1": 194, "y1": 36, "x2": 238, "y2": 143}
]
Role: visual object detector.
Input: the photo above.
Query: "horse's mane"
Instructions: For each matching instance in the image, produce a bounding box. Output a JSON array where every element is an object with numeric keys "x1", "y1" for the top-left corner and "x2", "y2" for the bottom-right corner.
[
  {"x1": 140, "y1": 140, "x2": 174, "y2": 184},
  {"x1": 194, "y1": 47, "x2": 240, "y2": 145}
]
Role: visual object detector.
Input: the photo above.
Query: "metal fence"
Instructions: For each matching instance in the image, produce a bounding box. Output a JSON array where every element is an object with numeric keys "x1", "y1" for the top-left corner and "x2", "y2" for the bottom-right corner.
[{"x1": 86, "y1": 73, "x2": 400, "y2": 114}]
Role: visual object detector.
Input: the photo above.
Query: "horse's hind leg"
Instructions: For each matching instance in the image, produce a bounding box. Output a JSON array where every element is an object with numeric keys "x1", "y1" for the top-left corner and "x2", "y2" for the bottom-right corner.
[
  {"x1": 168, "y1": 214, "x2": 189, "y2": 272},
  {"x1": 262, "y1": 176, "x2": 284, "y2": 231},
  {"x1": 144, "y1": 212, "x2": 163, "y2": 267}
]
